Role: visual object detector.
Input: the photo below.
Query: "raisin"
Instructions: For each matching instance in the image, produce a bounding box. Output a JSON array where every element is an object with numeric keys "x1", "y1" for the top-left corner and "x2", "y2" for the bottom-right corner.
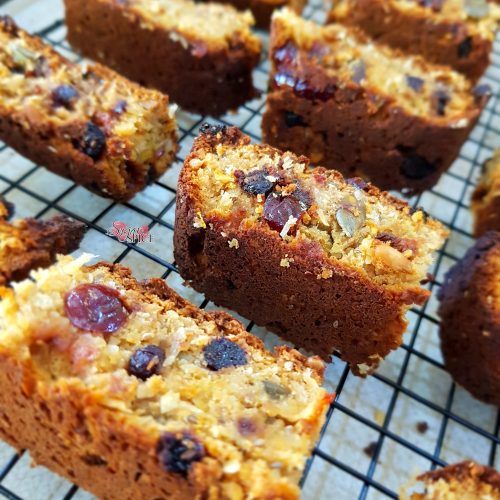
[
  {"x1": 400, "y1": 154, "x2": 437, "y2": 180},
  {"x1": 431, "y1": 87, "x2": 450, "y2": 116},
  {"x1": 376, "y1": 232, "x2": 417, "y2": 254},
  {"x1": 76, "y1": 122, "x2": 106, "y2": 161},
  {"x1": 350, "y1": 59, "x2": 366, "y2": 84},
  {"x1": 200, "y1": 123, "x2": 226, "y2": 136},
  {"x1": 263, "y1": 193, "x2": 305, "y2": 233},
  {"x1": 203, "y1": 337, "x2": 247, "y2": 371},
  {"x1": 1, "y1": 16, "x2": 18, "y2": 36},
  {"x1": 457, "y1": 36, "x2": 473, "y2": 58},
  {"x1": 239, "y1": 169, "x2": 275, "y2": 196},
  {"x1": 64, "y1": 284, "x2": 128, "y2": 333},
  {"x1": 284, "y1": 111, "x2": 305, "y2": 128},
  {"x1": 51, "y1": 85, "x2": 79, "y2": 109},
  {"x1": 473, "y1": 83, "x2": 491, "y2": 106},
  {"x1": 157, "y1": 432, "x2": 204, "y2": 476},
  {"x1": 128, "y1": 345, "x2": 165, "y2": 380},
  {"x1": 405, "y1": 75, "x2": 424, "y2": 92},
  {"x1": 237, "y1": 417, "x2": 257, "y2": 436}
]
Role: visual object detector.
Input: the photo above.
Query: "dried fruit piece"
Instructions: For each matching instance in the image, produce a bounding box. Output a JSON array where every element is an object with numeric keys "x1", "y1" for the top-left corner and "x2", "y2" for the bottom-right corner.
[
  {"x1": 64, "y1": 284, "x2": 128, "y2": 333},
  {"x1": 1, "y1": 15, "x2": 18, "y2": 37},
  {"x1": 376, "y1": 232, "x2": 417, "y2": 254},
  {"x1": 263, "y1": 380, "x2": 291, "y2": 400},
  {"x1": 274, "y1": 41, "x2": 298, "y2": 66},
  {"x1": 51, "y1": 85, "x2": 79, "y2": 109},
  {"x1": 237, "y1": 417, "x2": 257, "y2": 436},
  {"x1": 76, "y1": 122, "x2": 106, "y2": 161},
  {"x1": 112, "y1": 99, "x2": 127, "y2": 116},
  {"x1": 400, "y1": 154, "x2": 437, "y2": 180},
  {"x1": 431, "y1": 87, "x2": 450, "y2": 116},
  {"x1": 263, "y1": 193, "x2": 305, "y2": 233},
  {"x1": 346, "y1": 177, "x2": 368, "y2": 190},
  {"x1": 239, "y1": 169, "x2": 275, "y2": 196},
  {"x1": 203, "y1": 337, "x2": 247, "y2": 371},
  {"x1": 128, "y1": 345, "x2": 165, "y2": 380},
  {"x1": 284, "y1": 111, "x2": 305, "y2": 128},
  {"x1": 405, "y1": 75, "x2": 424, "y2": 92},
  {"x1": 200, "y1": 123, "x2": 226, "y2": 136},
  {"x1": 157, "y1": 432, "x2": 205, "y2": 476},
  {"x1": 457, "y1": 37, "x2": 473, "y2": 59}
]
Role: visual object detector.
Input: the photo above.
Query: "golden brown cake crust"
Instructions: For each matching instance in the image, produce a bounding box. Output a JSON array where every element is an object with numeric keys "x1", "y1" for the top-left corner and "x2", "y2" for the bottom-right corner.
[
  {"x1": 328, "y1": 0, "x2": 496, "y2": 83},
  {"x1": 472, "y1": 150, "x2": 500, "y2": 237},
  {"x1": 0, "y1": 204, "x2": 85, "y2": 286},
  {"x1": 438, "y1": 232, "x2": 500, "y2": 406},
  {"x1": 0, "y1": 258, "x2": 331, "y2": 499},
  {"x1": 174, "y1": 125, "x2": 446, "y2": 376},
  {"x1": 64, "y1": 0, "x2": 261, "y2": 116},
  {"x1": 0, "y1": 16, "x2": 178, "y2": 202}
]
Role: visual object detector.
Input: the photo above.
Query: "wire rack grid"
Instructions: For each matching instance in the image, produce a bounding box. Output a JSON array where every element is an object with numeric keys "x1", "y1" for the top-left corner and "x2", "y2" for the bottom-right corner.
[{"x1": 0, "y1": 0, "x2": 498, "y2": 499}]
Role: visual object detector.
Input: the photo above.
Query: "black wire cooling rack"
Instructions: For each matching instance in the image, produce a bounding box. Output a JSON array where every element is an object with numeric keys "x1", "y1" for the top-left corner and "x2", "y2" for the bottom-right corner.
[{"x1": 0, "y1": 0, "x2": 498, "y2": 498}]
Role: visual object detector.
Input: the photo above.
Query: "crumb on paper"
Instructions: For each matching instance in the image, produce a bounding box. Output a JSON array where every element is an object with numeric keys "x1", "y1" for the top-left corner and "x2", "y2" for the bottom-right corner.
[
  {"x1": 416, "y1": 421, "x2": 429, "y2": 434},
  {"x1": 374, "y1": 409, "x2": 384, "y2": 426},
  {"x1": 363, "y1": 441, "x2": 377, "y2": 458}
]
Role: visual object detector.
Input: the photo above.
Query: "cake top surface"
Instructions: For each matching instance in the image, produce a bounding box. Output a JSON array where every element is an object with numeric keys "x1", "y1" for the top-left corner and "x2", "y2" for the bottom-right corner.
[
  {"x1": 271, "y1": 9, "x2": 486, "y2": 123},
  {"x1": 0, "y1": 16, "x2": 177, "y2": 170},
  {"x1": 0, "y1": 254, "x2": 330, "y2": 498},
  {"x1": 114, "y1": 0, "x2": 261, "y2": 53},
  {"x1": 404, "y1": 461, "x2": 500, "y2": 499},
  {"x1": 184, "y1": 126, "x2": 448, "y2": 296}
]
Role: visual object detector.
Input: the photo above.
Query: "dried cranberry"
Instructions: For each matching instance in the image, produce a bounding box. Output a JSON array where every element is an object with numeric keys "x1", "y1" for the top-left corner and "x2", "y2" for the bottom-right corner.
[
  {"x1": 64, "y1": 284, "x2": 128, "y2": 333},
  {"x1": 473, "y1": 83, "x2": 491, "y2": 106},
  {"x1": 239, "y1": 169, "x2": 275, "y2": 196},
  {"x1": 405, "y1": 75, "x2": 424, "y2": 92},
  {"x1": 350, "y1": 59, "x2": 366, "y2": 84},
  {"x1": 128, "y1": 345, "x2": 165, "y2": 380},
  {"x1": 284, "y1": 111, "x2": 305, "y2": 128},
  {"x1": 76, "y1": 122, "x2": 106, "y2": 161},
  {"x1": 51, "y1": 85, "x2": 79, "y2": 109},
  {"x1": 263, "y1": 193, "x2": 305, "y2": 232},
  {"x1": 431, "y1": 88, "x2": 450, "y2": 116},
  {"x1": 157, "y1": 432, "x2": 204, "y2": 476},
  {"x1": 1, "y1": 16, "x2": 18, "y2": 36},
  {"x1": 400, "y1": 154, "x2": 437, "y2": 180},
  {"x1": 203, "y1": 337, "x2": 247, "y2": 371},
  {"x1": 457, "y1": 36, "x2": 473, "y2": 58}
]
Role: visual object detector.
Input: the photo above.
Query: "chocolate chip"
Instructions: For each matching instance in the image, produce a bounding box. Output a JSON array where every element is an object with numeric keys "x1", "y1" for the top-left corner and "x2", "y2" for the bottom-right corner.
[
  {"x1": 473, "y1": 83, "x2": 491, "y2": 106},
  {"x1": 157, "y1": 432, "x2": 204, "y2": 476},
  {"x1": 128, "y1": 345, "x2": 165, "y2": 380},
  {"x1": 458, "y1": 36, "x2": 473, "y2": 58},
  {"x1": 405, "y1": 75, "x2": 425, "y2": 92},
  {"x1": 51, "y1": 85, "x2": 79, "y2": 109},
  {"x1": 263, "y1": 380, "x2": 291, "y2": 400},
  {"x1": 400, "y1": 154, "x2": 437, "y2": 180},
  {"x1": 238, "y1": 168, "x2": 275, "y2": 196},
  {"x1": 284, "y1": 111, "x2": 305, "y2": 128},
  {"x1": 203, "y1": 337, "x2": 247, "y2": 371},
  {"x1": 1, "y1": 15, "x2": 18, "y2": 36},
  {"x1": 76, "y1": 122, "x2": 106, "y2": 161},
  {"x1": 200, "y1": 123, "x2": 226, "y2": 136},
  {"x1": 431, "y1": 87, "x2": 450, "y2": 116}
]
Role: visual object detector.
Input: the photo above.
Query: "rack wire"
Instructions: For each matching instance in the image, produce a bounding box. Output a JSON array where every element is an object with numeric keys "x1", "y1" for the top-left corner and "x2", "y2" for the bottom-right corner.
[{"x1": 0, "y1": 0, "x2": 498, "y2": 498}]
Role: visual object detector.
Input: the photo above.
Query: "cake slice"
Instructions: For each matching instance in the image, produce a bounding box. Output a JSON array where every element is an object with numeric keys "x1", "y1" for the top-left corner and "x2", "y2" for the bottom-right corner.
[
  {"x1": 329, "y1": 0, "x2": 500, "y2": 83},
  {"x1": 0, "y1": 254, "x2": 331, "y2": 499},
  {"x1": 64, "y1": 0, "x2": 262, "y2": 116},
  {"x1": 0, "y1": 16, "x2": 178, "y2": 202},
  {"x1": 472, "y1": 149, "x2": 500, "y2": 237},
  {"x1": 402, "y1": 461, "x2": 500, "y2": 499},
  {"x1": 0, "y1": 199, "x2": 85, "y2": 286},
  {"x1": 262, "y1": 9, "x2": 490, "y2": 194},
  {"x1": 200, "y1": 0, "x2": 306, "y2": 28},
  {"x1": 174, "y1": 125, "x2": 448, "y2": 376}
]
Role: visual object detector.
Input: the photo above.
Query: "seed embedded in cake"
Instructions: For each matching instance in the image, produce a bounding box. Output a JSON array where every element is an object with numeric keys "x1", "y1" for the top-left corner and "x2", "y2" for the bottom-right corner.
[
  {"x1": 128, "y1": 345, "x2": 165, "y2": 380},
  {"x1": 76, "y1": 122, "x2": 106, "y2": 160},
  {"x1": 263, "y1": 380, "x2": 291, "y2": 400},
  {"x1": 263, "y1": 193, "x2": 305, "y2": 233},
  {"x1": 238, "y1": 168, "x2": 275, "y2": 196},
  {"x1": 458, "y1": 37, "x2": 473, "y2": 58},
  {"x1": 405, "y1": 75, "x2": 424, "y2": 92},
  {"x1": 203, "y1": 337, "x2": 248, "y2": 371},
  {"x1": 157, "y1": 432, "x2": 205, "y2": 476},
  {"x1": 51, "y1": 84, "x2": 79, "y2": 109},
  {"x1": 64, "y1": 284, "x2": 128, "y2": 333},
  {"x1": 400, "y1": 153, "x2": 437, "y2": 180}
]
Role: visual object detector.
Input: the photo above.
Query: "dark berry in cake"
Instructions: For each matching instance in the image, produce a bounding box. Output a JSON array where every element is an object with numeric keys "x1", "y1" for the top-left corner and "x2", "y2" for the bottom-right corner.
[
  {"x1": 76, "y1": 122, "x2": 106, "y2": 160},
  {"x1": 406, "y1": 75, "x2": 425, "y2": 92},
  {"x1": 128, "y1": 345, "x2": 165, "y2": 380},
  {"x1": 238, "y1": 168, "x2": 275, "y2": 196},
  {"x1": 400, "y1": 154, "x2": 437, "y2": 180},
  {"x1": 203, "y1": 337, "x2": 247, "y2": 371},
  {"x1": 263, "y1": 193, "x2": 305, "y2": 232},
  {"x1": 157, "y1": 432, "x2": 205, "y2": 476},
  {"x1": 458, "y1": 36, "x2": 473, "y2": 58},
  {"x1": 51, "y1": 85, "x2": 79, "y2": 109}
]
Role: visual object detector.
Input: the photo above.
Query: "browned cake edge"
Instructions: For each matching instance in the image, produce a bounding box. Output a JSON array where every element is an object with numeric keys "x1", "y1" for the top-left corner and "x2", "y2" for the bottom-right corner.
[
  {"x1": 64, "y1": 0, "x2": 261, "y2": 116},
  {"x1": 174, "y1": 125, "x2": 434, "y2": 376}
]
